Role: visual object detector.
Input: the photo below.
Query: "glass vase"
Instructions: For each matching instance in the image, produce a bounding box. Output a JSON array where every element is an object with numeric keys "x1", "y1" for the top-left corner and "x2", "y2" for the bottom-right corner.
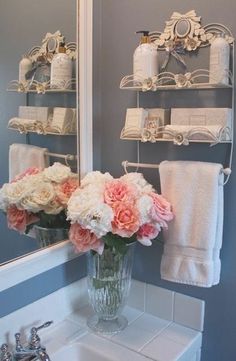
[
  {"x1": 86, "y1": 242, "x2": 136, "y2": 334},
  {"x1": 34, "y1": 225, "x2": 69, "y2": 248}
]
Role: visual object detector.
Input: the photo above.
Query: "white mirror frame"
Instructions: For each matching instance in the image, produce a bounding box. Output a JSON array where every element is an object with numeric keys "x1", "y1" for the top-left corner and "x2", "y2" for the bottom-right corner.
[{"x1": 0, "y1": 0, "x2": 93, "y2": 292}]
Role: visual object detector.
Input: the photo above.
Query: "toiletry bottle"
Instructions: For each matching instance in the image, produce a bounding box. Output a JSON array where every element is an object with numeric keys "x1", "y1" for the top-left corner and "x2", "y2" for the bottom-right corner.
[
  {"x1": 50, "y1": 42, "x2": 73, "y2": 89},
  {"x1": 133, "y1": 31, "x2": 158, "y2": 82},
  {"x1": 19, "y1": 55, "x2": 32, "y2": 83},
  {"x1": 209, "y1": 33, "x2": 230, "y2": 85}
]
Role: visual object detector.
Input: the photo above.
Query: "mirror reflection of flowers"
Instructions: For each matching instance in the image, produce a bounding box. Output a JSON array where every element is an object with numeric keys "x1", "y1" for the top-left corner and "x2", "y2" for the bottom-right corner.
[
  {"x1": 67, "y1": 171, "x2": 174, "y2": 255},
  {"x1": 0, "y1": 163, "x2": 79, "y2": 234}
]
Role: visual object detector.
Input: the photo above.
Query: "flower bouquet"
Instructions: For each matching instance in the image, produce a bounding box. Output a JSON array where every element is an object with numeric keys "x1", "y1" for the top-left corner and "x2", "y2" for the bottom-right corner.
[
  {"x1": 67, "y1": 171, "x2": 173, "y2": 334},
  {"x1": 0, "y1": 162, "x2": 79, "y2": 245}
]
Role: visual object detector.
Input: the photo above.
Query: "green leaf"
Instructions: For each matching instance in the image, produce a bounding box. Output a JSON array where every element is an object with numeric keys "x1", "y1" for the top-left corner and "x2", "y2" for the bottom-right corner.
[{"x1": 102, "y1": 233, "x2": 135, "y2": 255}]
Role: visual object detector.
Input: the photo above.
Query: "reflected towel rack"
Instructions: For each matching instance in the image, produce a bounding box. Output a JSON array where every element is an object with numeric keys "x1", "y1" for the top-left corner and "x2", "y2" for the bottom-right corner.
[
  {"x1": 46, "y1": 152, "x2": 77, "y2": 166},
  {"x1": 122, "y1": 160, "x2": 232, "y2": 176}
]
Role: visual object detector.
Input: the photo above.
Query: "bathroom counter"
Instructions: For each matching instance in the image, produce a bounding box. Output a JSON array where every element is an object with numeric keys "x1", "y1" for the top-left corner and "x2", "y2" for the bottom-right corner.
[
  {"x1": 1, "y1": 278, "x2": 204, "y2": 361},
  {"x1": 45, "y1": 305, "x2": 202, "y2": 361}
]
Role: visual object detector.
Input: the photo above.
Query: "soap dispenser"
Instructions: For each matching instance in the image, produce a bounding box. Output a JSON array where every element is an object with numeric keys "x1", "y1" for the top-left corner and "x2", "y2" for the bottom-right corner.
[
  {"x1": 50, "y1": 41, "x2": 72, "y2": 89},
  {"x1": 133, "y1": 30, "x2": 158, "y2": 82}
]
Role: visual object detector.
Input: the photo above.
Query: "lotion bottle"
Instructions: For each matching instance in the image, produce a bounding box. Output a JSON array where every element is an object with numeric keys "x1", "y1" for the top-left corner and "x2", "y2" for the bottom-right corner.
[
  {"x1": 133, "y1": 31, "x2": 158, "y2": 82},
  {"x1": 50, "y1": 42, "x2": 72, "y2": 89},
  {"x1": 209, "y1": 33, "x2": 230, "y2": 85},
  {"x1": 19, "y1": 55, "x2": 32, "y2": 83}
]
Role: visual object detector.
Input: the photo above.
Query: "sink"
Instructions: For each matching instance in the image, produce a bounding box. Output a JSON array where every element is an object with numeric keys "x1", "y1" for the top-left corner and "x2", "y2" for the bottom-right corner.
[
  {"x1": 52, "y1": 343, "x2": 113, "y2": 361},
  {"x1": 51, "y1": 332, "x2": 149, "y2": 361}
]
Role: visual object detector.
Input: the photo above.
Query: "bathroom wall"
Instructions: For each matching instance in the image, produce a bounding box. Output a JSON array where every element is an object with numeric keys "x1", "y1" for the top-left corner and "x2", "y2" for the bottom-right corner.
[
  {"x1": 96, "y1": 1, "x2": 236, "y2": 361},
  {"x1": 0, "y1": 0, "x2": 77, "y2": 263}
]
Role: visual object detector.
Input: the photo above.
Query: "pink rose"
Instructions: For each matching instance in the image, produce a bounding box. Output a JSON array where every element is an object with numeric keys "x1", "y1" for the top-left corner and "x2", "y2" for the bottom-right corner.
[
  {"x1": 137, "y1": 223, "x2": 160, "y2": 246},
  {"x1": 69, "y1": 223, "x2": 104, "y2": 254},
  {"x1": 149, "y1": 192, "x2": 174, "y2": 227},
  {"x1": 56, "y1": 177, "x2": 80, "y2": 205},
  {"x1": 104, "y1": 180, "x2": 136, "y2": 207},
  {"x1": 112, "y1": 203, "x2": 140, "y2": 237},
  {"x1": 12, "y1": 167, "x2": 41, "y2": 183},
  {"x1": 7, "y1": 205, "x2": 39, "y2": 233}
]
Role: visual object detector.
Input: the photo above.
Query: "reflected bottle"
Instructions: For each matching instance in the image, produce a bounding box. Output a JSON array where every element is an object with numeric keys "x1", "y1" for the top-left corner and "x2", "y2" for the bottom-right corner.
[
  {"x1": 50, "y1": 42, "x2": 72, "y2": 89},
  {"x1": 209, "y1": 33, "x2": 230, "y2": 85}
]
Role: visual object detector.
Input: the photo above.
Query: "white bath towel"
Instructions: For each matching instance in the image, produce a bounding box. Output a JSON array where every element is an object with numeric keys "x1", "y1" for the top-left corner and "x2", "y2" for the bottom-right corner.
[
  {"x1": 159, "y1": 161, "x2": 224, "y2": 287},
  {"x1": 9, "y1": 143, "x2": 49, "y2": 181}
]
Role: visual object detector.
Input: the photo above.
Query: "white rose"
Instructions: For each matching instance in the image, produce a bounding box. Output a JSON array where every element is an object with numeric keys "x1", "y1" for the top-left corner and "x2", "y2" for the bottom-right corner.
[
  {"x1": 0, "y1": 187, "x2": 8, "y2": 211},
  {"x1": 120, "y1": 172, "x2": 154, "y2": 193},
  {"x1": 44, "y1": 198, "x2": 64, "y2": 215},
  {"x1": 43, "y1": 162, "x2": 72, "y2": 183},
  {"x1": 21, "y1": 182, "x2": 55, "y2": 213},
  {"x1": 67, "y1": 187, "x2": 113, "y2": 238},
  {"x1": 76, "y1": 202, "x2": 113, "y2": 238},
  {"x1": 2, "y1": 181, "x2": 32, "y2": 205},
  {"x1": 137, "y1": 194, "x2": 153, "y2": 225},
  {"x1": 81, "y1": 171, "x2": 113, "y2": 188}
]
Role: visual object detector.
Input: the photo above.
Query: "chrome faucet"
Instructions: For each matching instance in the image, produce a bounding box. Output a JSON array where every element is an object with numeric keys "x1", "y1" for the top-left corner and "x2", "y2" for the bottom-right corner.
[
  {"x1": 13, "y1": 321, "x2": 53, "y2": 361},
  {"x1": 0, "y1": 344, "x2": 13, "y2": 361}
]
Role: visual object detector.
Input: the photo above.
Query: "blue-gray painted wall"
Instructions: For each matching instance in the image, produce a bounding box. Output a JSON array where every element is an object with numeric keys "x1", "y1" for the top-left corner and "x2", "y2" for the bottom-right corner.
[{"x1": 97, "y1": 1, "x2": 236, "y2": 361}]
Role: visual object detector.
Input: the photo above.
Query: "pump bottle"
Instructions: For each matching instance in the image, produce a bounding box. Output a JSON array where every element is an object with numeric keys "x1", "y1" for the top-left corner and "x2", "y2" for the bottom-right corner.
[
  {"x1": 50, "y1": 42, "x2": 72, "y2": 89},
  {"x1": 133, "y1": 31, "x2": 158, "y2": 82}
]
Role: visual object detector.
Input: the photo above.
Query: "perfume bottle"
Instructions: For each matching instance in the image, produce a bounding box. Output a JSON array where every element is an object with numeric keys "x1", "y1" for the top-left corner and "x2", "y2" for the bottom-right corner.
[{"x1": 50, "y1": 42, "x2": 72, "y2": 89}]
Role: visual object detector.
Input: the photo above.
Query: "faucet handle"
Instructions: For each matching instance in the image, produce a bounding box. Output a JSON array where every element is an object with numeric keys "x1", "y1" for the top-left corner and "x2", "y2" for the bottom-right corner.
[
  {"x1": 29, "y1": 321, "x2": 53, "y2": 350},
  {"x1": 0, "y1": 344, "x2": 12, "y2": 361},
  {"x1": 15, "y1": 333, "x2": 23, "y2": 352}
]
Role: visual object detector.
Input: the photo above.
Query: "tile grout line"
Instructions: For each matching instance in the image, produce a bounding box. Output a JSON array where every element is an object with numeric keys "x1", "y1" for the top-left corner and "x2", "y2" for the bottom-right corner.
[{"x1": 138, "y1": 321, "x2": 173, "y2": 353}]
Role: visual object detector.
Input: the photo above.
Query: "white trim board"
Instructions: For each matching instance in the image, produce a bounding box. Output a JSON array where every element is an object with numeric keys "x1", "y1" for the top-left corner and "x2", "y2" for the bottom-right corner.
[
  {"x1": 0, "y1": 241, "x2": 79, "y2": 292},
  {"x1": 0, "y1": 0, "x2": 94, "y2": 292}
]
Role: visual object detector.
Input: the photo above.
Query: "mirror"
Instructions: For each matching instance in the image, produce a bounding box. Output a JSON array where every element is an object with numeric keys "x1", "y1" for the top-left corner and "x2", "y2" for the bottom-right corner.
[
  {"x1": 175, "y1": 19, "x2": 191, "y2": 38},
  {"x1": 0, "y1": 0, "x2": 78, "y2": 265}
]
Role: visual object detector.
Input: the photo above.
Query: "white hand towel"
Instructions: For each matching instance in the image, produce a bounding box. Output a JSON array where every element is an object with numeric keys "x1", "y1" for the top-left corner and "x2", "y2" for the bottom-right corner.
[
  {"x1": 9, "y1": 143, "x2": 49, "y2": 181},
  {"x1": 159, "y1": 160, "x2": 224, "y2": 288}
]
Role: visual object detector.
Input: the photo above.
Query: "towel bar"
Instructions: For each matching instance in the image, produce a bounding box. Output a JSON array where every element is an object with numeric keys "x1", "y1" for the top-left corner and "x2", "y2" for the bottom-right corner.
[{"x1": 122, "y1": 160, "x2": 232, "y2": 176}]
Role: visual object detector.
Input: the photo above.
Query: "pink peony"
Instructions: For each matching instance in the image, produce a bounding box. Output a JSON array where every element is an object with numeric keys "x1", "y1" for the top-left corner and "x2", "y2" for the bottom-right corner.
[
  {"x1": 104, "y1": 180, "x2": 136, "y2": 207},
  {"x1": 56, "y1": 177, "x2": 80, "y2": 205},
  {"x1": 12, "y1": 167, "x2": 41, "y2": 183},
  {"x1": 137, "y1": 223, "x2": 160, "y2": 246},
  {"x1": 149, "y1": 192, "x2": 174, "y2": 227},
  {"x1": 69, "y1": 223, "x2": 104, "y2": 254},
  {"x1": 112, "y1": 202, "x2": 140, "y2": 237},
  {"x1": 7, "y1": 205, "x2": 39, "y2": 233}
]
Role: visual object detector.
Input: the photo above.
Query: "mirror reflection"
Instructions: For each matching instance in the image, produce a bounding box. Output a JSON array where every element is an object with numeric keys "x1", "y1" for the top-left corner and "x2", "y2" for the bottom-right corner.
[
  {"x1": 175, "y1": 19, "x2": 191, "y2": 38},
  {"x1": 0, "y1": 0, "x2": 77, "y2": 265}
]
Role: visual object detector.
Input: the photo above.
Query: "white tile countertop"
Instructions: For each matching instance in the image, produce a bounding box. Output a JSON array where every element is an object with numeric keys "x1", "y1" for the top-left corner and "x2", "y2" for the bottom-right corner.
[{"x1": 1, "y1": 278, "x2": 204, "y2": 361}]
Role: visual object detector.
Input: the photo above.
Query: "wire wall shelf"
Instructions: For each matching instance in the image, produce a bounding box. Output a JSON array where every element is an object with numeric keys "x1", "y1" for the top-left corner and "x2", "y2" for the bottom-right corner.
[
  {"x1": 119, "y1": 11, "x2": 235, "y2": 184},
  {"x1": 120, "y1": 126, "x2": 232, "y2": 146},
  {"x1": 8, "y1": 117, "x2": 77, "y2": 136},
  {"x1": 120, "y1": 70, "x2": 233, "y2": 91},
  {"x1": 7, "y1": 79, "x2": 76, "y2": 94}
]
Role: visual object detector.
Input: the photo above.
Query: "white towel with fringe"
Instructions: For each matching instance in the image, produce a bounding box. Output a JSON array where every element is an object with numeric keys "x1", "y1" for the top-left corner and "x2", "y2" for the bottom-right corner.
[
  {"x1": 9, "y1": 143, "x2": 49, "y2": 181},
  {"x1": 159, "y1": 160, "x2": 224, "y2": 288}
]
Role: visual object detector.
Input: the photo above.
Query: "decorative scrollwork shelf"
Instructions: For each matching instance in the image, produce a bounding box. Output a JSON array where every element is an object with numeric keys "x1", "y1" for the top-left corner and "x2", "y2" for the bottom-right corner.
[{"x1": 119, "y1": 10, "x2": 235, "y2": 183}]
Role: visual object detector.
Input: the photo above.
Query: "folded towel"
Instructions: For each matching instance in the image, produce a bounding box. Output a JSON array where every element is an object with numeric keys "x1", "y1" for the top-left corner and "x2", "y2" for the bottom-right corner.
[
  {"x1": 163, "y1": 125, "x2": 230, "y2": 141},
  {"x1": 159, "y1": 160, "x2": 224, "y2": 287},
  {"x1": 9, "y1": 143, "x2": 49, "y2": 181}
]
